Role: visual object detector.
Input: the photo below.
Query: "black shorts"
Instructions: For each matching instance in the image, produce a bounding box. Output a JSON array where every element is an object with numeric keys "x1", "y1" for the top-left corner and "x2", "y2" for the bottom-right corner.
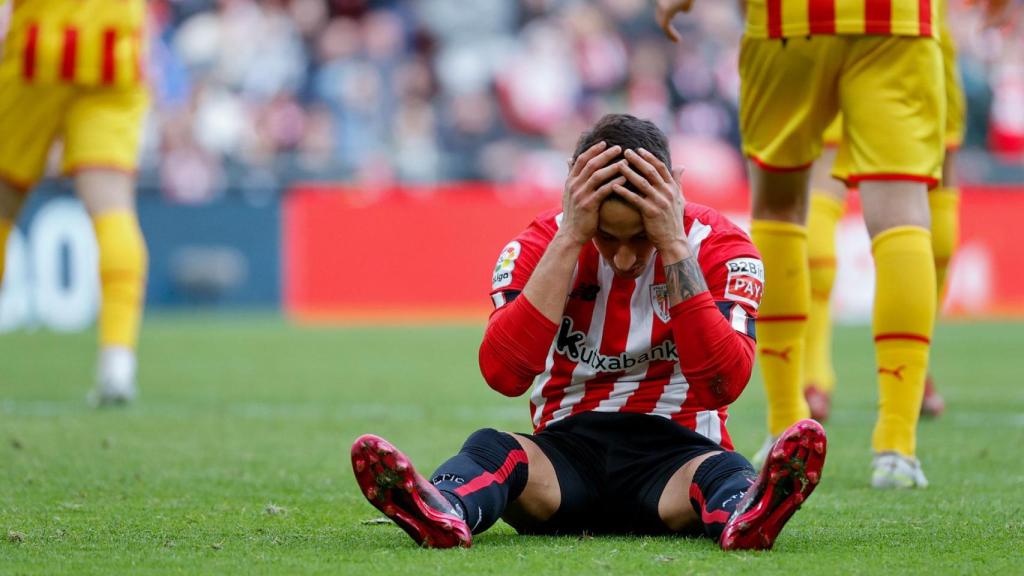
[{"x1": 516, "y1": 411, "x2": 725, "y2": 536}]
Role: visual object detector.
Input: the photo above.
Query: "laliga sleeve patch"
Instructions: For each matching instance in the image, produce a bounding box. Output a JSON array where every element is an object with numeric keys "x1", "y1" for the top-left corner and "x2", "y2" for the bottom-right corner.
[
  {"x1": 492, "y1": 241, "x2": 522, "y2": 289},
  {"x1": 724, "y1": 257, "x2": 764, "y2": 309}
]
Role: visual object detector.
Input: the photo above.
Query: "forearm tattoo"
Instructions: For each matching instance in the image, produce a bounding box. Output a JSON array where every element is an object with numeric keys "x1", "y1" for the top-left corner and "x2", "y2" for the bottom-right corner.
[{"x1": 665, "y1": 256, "x2": 708, "y2": 303}]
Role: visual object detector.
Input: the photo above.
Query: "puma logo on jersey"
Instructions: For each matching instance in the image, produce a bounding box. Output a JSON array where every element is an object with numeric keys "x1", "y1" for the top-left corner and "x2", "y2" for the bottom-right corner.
[
  {"x1": 878, "y1": 365, "x2": 906, "y2": 381},
  {"x1": 761, "y1": 346, "x2": 792, "y2": 363}
]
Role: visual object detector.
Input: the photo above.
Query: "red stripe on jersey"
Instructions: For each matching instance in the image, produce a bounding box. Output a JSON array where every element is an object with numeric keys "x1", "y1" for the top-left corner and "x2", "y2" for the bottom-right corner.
[
  {"x1": 61, "y1": 28, "x2": 79, "y2": 82},
  {"x1": 717, "y1": 408, "x2": 733, "y2": 450},
  {"x1": 622, "y1": 257, "x2": 674, "y2": 414},
  {"x1": 767, "y1": 0, "x2": 783, "y2": 38},
  {"x1": 865, "y1": 0, "x2": 892, "y2": 34},
  {"x1": 808, "y1": 0, "x2": 836, "y2": 34},
  {"x1": 453, "y1": 450, "x2": 528, "y2": 497},
  {"x1": 918, "y1": 0, "x2": 932, "y2": 36},
  {"x1": 102, "y1": 28, "x2": 117, "y2": 85},
  {"x1": 570, "y1": 274, "x2": 635, "y2": 415},
  {"x1": 23, "y1": 23, "x2": 39, "y2": 80},
  {"x1": 536, "y1": 247, "x2": 601, "y2": 430}
]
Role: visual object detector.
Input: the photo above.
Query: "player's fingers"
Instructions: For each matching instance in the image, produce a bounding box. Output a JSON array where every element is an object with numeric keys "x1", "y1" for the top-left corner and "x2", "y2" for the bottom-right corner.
[
  {"x1": 611, "y1": 183, "x2": 658, "y2": 216},
  {"x1": 584, "y1": 176, "x2": 627, "y2": 208},
  {"x1": 657, "y1": 7, "x2": 682, "y2": 43},
  {"x1": 618, "y1": 147, "x2": 659, "y2": 190},
  {"x1": 637, "y1": 148, "x2": 674, "y2": 184},
  {"x1": 579, "y1": 145, "x2": 622, "y2": 181},
  {"x1": 587, "y1": 159, "x2": 627, "y2": 190},
  {"x1": 618, "y1": 162, "x2": 658, "y2": 200},
  {"x1": 570, "y1": 141, "x2": 608, "y2": 178}
]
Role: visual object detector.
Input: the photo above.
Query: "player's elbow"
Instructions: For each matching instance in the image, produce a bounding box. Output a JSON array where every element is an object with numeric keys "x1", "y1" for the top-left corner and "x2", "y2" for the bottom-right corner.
[{"x1": 478, "y1": 343, "x2": 532, "y2": 397}]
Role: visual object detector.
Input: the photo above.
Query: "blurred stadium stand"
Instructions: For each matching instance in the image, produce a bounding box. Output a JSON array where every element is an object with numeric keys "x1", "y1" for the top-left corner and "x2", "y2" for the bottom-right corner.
[
  {"x1": 142, "y1": 0, "x2": 1023, "y2": 202},
  {"x1": 2, "y1": 0, "x2": 1022, "y2": 331}
]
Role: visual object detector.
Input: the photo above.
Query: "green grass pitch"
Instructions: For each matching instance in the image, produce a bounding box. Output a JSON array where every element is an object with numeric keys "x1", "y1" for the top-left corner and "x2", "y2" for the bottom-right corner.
[{"x1": 2, "y1": 316, "x2": 1022, "y2": 574}]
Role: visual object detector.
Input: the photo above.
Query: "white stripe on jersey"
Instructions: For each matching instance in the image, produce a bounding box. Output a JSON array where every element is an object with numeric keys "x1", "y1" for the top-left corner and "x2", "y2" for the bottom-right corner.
[
  {"x1": 546, "y1": 257, "x2": 616, "y2": 425},
  {"x1": 529, "y1": 215, "x2": 717, "y2": 430},
  {"x1": 695, "y1": 410, "x2": 723, "y2": 444},
  {"x1": 730, "y1": 304, "x2": 748, "y2": 335},
  {"x1": 530, "y1": 338, "x2": 558, "y2": 429},
  {"x1": 650, "y1": 369, "x2": 688, "y2": 419},
  {"x1": 688, "y1": 218, "x2": 712, "y2": 259},
  {"x1": 595, "y1": 257, "x2": 657, "y2": 413}
]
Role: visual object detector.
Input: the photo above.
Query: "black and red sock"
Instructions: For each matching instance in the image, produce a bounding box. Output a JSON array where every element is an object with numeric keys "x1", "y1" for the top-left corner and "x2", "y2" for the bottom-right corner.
[
  {"x1": 689, "y1": 451, "x2": 757, "y2": 541},
  {"x1": 430, "y1": 428, "x2": 529, "y2": 533}
]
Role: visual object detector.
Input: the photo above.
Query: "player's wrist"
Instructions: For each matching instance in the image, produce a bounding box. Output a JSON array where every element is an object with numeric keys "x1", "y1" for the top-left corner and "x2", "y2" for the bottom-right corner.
[
  {"x1": 657, "y1": 238, "x2": 693, "y2": 264},
  {"x1": 554, "y1": 228, "x2": 590, "y2": 249}
]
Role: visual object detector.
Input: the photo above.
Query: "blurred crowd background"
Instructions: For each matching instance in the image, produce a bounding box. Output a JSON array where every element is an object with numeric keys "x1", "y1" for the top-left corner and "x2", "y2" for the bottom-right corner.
[{"x1": 145, "y1": 0, "x2": 1024, "y2": 204}]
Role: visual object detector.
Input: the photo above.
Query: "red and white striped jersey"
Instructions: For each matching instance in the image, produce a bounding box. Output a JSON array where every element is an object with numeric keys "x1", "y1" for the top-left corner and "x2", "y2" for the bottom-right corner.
[{"x1": 488, "y1": 203, "x2": 763, "y2": 450}]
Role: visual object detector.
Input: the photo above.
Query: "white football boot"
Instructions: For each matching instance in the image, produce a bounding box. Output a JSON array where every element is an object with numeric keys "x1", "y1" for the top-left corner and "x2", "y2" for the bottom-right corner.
[
  {"x1": 89, "y1": 346, "x2": 138, "y2": 407},
  {"x1": 871, "y1": 452, "x2": 928, "y2": 489}
]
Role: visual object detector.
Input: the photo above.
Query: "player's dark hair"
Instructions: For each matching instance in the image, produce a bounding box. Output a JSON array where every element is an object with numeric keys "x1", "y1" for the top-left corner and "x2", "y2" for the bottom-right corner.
[{"x1": 571, "y1": 114, "x2": 672, "y2": 198}]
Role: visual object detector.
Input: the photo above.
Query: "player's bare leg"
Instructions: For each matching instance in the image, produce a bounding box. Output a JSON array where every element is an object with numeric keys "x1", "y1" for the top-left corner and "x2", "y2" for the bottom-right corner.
[
  {"x1": 747, "y1": 164, "x2": 812, "y2": 466},
  {"x1": 500, "y1": 434, "x2": 560, "y2": 532},
  {"x1": 804, "y1": 148, "x2": 847, "y2": 422},
  {"x1": 0, "y1": 180, "x2": 27, "y2": 290},
  {"x1": 860, "y1": 180, "x2": 934, "y2": 489},
  {"x1": 75, "y1": 169, "x2": 148, "y2": 406}
]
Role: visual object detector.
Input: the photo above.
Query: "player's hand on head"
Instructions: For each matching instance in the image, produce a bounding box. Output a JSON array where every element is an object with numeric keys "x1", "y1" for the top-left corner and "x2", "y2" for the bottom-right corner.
[
  {"x1": 613, "y1": 148, "x2": 689, "y2": 259},
  {"x1": 561, "y1": 141, "x2": 627, "y2": 246},
  {"x1": 655, "y1": 0, "x2": 695, "y2": 42}
]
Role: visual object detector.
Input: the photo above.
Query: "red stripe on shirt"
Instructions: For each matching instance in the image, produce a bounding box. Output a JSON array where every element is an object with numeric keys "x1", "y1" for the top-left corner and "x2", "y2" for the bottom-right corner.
[
  {"x1": 23, "y1": 23, "x2": 39, "y2": 80},
  {"x1": 570, "y1": 274, "x2": 635, "y2": 415},
  {"x1": 918, "y1": 0, "x2": 932, "y2": 36},
  {"x1": 865, "y1": 0, "x2": 892, "y2": 34},
  {"x1": 536, "y1": 247, "x2": 600, "y2": 431},
  {"x1": 808, "y1": 0, "x2": 836, "y2": 34},
  {"x1": 61, "y1": 27, "x2": 79, "y2": 82},
  {"x1": 102, "y1": 28, "x2": 117, "y2": 85},
  {"x1": 623, "y1": 260, "x2": 674, "y2": 414},
  {"x1": 767, "y1": 0, "x2": 783, "y2": 38}
]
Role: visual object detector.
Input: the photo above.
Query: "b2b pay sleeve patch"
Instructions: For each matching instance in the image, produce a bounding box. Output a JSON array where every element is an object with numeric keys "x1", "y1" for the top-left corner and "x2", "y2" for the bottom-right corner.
[
  {"x1": 724, "y1": 257, "x2": 764, "y2": 309},
  {"x1": 492, "y1": 241, "x2": 522, "y2": 290}
]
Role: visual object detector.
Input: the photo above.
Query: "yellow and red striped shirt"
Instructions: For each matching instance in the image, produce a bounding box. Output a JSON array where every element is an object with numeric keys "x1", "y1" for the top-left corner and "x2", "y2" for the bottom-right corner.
[
  {"x1": 0, "y1": 0, "x2": 147, "y2": 87},
  {"x1": 745, "y1": 0, "x2": 940, "y2": 39}
]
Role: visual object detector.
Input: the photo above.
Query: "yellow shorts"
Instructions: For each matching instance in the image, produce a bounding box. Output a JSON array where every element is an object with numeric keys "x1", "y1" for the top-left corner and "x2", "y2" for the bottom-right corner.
[
  {"x1": 739, "y1": 34, "x2": 945, "y2": 187},
  {"x1": 823, "y1": 28, "x2": 963, "y2": 150},
  {"x1": 0, "y1": 80, "x2": 149, "y2": 191}
]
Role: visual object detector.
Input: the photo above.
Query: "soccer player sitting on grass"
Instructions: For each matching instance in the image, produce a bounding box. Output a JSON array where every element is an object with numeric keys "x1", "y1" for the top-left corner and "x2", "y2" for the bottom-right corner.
[{"x1": 351, "y1": 114, "x2": 826, "y2": 550}]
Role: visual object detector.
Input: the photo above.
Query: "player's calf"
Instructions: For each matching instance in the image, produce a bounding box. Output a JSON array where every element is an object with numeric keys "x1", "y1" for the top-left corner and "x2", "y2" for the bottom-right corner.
[
  {"x1": 430, "y1": 428, "x2": 529, "y2": 534},
  {"x1": 687, "y1": 451, "x2": 758, "y2": 542}
]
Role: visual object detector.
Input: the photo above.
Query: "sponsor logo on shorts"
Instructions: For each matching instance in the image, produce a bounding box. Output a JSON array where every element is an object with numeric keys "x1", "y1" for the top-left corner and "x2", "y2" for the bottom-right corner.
[
  {"x1": 491, "y1": 241, "x2": 521, "y2": 289},
  {"x1": 556, "y1": 317, "x2": 678, "y2": 371},
  {"x1": 724, "y1": 257, "x2": 764, "y2": 309}
]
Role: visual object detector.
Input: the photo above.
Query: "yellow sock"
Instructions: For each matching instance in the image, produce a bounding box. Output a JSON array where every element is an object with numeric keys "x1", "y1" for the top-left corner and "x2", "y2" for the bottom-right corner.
[
  {"x1": 929, "y1": 188, "x2": 959, "y2": 300},
  {"x1": 0, "y1": 218, "x2": 12, "y2": 286},
  {"x1": 871, "y1": 226, "x2": 935, "y2": 457},
  {"x1": 93, "y1": 211, "x2": 148, "y2": 349},
  {"x1": 805, "y1": 193, "x2": 844, "y2": 395},
  {"x1": 751, "y1": 220, "x2": 811, "y2": 436}
]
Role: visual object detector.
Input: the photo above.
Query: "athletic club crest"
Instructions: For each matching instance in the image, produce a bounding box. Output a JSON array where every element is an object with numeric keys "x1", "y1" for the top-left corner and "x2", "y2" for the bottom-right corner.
[{"x1": 650, "y1": 284, "x2": 671, "y2": 323}]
